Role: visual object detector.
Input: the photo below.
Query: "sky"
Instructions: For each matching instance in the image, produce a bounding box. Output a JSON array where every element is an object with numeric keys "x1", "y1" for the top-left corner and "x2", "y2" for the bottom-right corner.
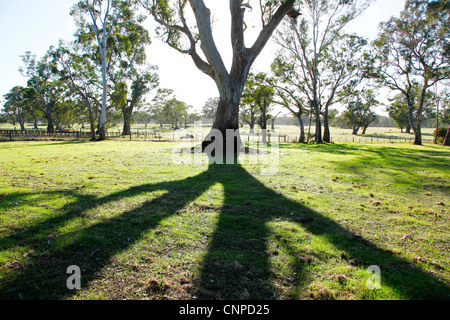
[{"x1": 0, "y1": 0, "x2": 406, "y2": 114}]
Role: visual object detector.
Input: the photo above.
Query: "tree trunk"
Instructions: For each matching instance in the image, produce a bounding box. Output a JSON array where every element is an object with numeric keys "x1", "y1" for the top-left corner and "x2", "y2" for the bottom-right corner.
[
  {"x1": 260, "y1": 103, "x2": 267, "y2": 144},
  {"x1": 323, "y1": 108, "x2": 330, "y2": 143},
  {"x1": 312, "y1": 101, "x2": 322, "y2": 143},
  {"x1": 122, "y1": 106, "x2": 132, "y2": 135},
  {"x1": 98, "y1": 66, "x2": 108, "y2": 141},
  {"x1": 362, "y1": 125, "x2": 368, "y2": 135},
  {"x1": 87, "y1": 101, "x2": 96, "y2": 141},
  {"x1": 408, "y1": 105, "x2": 422, "y2": 145},
  {"x1": 297, "y1": 115, "x2": 305, "y2": 143},
  {"x1": 352, "y1": 124, "x2": 360, "y2": 135},
  {"x1": 46, "y1": 110, "x2": 55, "y2": 133},
  {"x1": 413, "y1": 125, "x2": 422, "y2": 145},
  {"x1": 98, "y1": 41, "x2": 108, "y2": 141},
  {"x1": 443, "y1": 125, "x2": 450, "y2": 146},
  {"x1": 307, "y1": 111, "x2": 312, "y2": 143},
  {"x1": 202, "y1": 93, "x2": 242, "y2": 158},
  {"x1": 405, "y1": 123, "x2": 411, "y2": 133}
]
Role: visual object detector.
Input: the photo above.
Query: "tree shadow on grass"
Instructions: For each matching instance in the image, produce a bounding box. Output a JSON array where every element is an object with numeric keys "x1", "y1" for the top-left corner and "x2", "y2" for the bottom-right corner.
[
  {"x1": 0, "y1": 163, "x2": 449, "y2": 299},
  {"x1": 280, "y1": 143, "x2": 450, "y2": 195}
]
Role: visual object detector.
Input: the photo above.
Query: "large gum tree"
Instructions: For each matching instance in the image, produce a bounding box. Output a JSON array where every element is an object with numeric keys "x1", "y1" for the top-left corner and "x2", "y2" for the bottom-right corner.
[
  {"x1": 139, "y1": 0, "x2": 300, "y2": 155},
  {"x1": 370, "y1": 0, "x2": 450, "y2": 145}
]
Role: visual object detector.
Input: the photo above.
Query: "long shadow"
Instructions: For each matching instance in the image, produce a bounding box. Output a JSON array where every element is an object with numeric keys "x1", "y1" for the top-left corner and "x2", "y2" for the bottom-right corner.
[
  {"x1": 279, "y1": 143, "x2": 450, "y2": 195},
  {"x1": 0, "y1": 164, "x2": 449, "y2": 299},
  {"x1": 196, "y1": 165, "x2": 449, "y2": 299}
]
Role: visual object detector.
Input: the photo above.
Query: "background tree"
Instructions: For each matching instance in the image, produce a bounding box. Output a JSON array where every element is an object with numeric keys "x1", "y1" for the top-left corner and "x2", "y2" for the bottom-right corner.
[
  {"x1": 185, "y1": 109, "x2": 202, "y2": 127},
  {"x1": 20, "y1": 51, "x2": 58, "y2": 133},
  {"x1": 163, "y1": 98, "x2": 187, "y2": 129},
  {"x1": 54, "y1": 41, "x2": 101, "y2": 140},
  {"x1": 202, "y1": 97, "x2": 219, "y2": 123},
  {"x1": 274, "y1": 0, "x2": 370, "y2": 143},
  {"x1": 426, "y1": 0, "x2": 450, "y2": 145},
  {"x1": 112, "y1": 66, "x2": 159, "y2": 135},
  {"x1": 369, "y1": 0, "x2": 450, "y2": 145},
  {"x1": 151, "y1": 88, "x2": 175, "y2": 127},
  {"x1": 133, "y1": 109, "x2": 153, "y2": 127},
  {"x1": 107, "y1": 6, "x2": 159, "y2": 136},
  {"x1": 387, "y1": 94, "x2": 411, "y2": 133},
  {"x1": 2, "y1": 86, "x2": 39, "y2": 131},
  {"x1": 341, "y1": 88, "x2": 378, "y2": 135},
  {"x1": 241, "y1": 75, "x2": 260, "y2": 134},
  {"x1": 139, "y1": 0, "x2": 300, "y2": 155},
  {"x1": 72, "y1": 0, "x2": 144, "y2": 140},
  {"x1": 241, "y1": 72, "x2": 275, "y2": 143},
  {"x1": 269, "y1": 56, "x2": 310, "y2": 142},
  {"x1": 240, "y1": 101, "x2": 259, "y2": 134}
]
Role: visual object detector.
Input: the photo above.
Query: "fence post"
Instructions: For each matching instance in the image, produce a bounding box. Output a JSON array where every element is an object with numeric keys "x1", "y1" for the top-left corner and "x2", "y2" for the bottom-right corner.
[{"x1": 9, "y1": 130, "x2": 12, "y2": 141}]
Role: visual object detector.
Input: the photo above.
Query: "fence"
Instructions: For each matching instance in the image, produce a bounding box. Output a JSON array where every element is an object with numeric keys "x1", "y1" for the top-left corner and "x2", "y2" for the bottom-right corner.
[
  {"x1": 0, "y1": 128, "x2": 435, "y2": 144},
  {"x1": 0, "y1": 129, "x2": 165, "y2": 141},
  {"x1": 0, "y1": 129, "x2": 92, "y2": 141}
]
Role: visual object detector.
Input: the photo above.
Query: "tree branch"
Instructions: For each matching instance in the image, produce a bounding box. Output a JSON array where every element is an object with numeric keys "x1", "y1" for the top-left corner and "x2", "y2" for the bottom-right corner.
[{"x1": 248, "y1": 0, "x2": 297, "y2": 64}]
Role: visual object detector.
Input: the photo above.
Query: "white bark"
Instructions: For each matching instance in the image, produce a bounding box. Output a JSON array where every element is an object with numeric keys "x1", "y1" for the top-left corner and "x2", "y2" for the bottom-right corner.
[{"x1": 86, "y1": 0, "x2": 115, "y2": 139}]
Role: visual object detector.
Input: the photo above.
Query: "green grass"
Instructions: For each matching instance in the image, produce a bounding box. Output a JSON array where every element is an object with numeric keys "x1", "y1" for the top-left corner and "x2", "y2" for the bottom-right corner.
[{"x1": 0, "y1": 140, "x2": 449, "y2": 300}]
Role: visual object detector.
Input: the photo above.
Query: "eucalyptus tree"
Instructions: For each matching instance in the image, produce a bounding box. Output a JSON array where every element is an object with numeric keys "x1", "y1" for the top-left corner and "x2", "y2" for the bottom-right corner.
[
  {"x1": 2, "y1": 86, "x2": 38, "y2": 131},
  {"x1": 139, "y1": 0, "x2": 300, "y2": 155},
  {"x1": 163, "y1": 98, "x2": 188, "y2": 129},
  {"x1": 240, "y1": 90, "x2": 259, "y2": 134},
  {"x1": 20, "y1": 51, "x2": 58, "y2": 133},
  {"x1": 426, "y1": 0, "x2": 450, "y2": 145},
  {"x1": 369, "y1": 0, "x2": 450, "y2": 145},
  {"x1": 71, "y1": 0, "x2": 146, "y2": 140},
  {"x1": 269, "y1": 56, "x2": 310, "y2": 143},
  {"x1": 112, "y1": 66, "x2": 159, "y2": 135},
  {"x1": 133, "y1": 109, "x2": 153, "y2": 127},
  {"x1": 202, "y1": 97, "x2": 219, "y2": 122},
  {"x1": 106, "y1": 7, "x2": 159, "y2": 136},
  {"x1": 341, "y1": 88, "x2": 379, "y2": 135},
  {"x1": 426, "y1": 0, "x2": 450, "y2": 60},
  {"x1": 150, "y1": 88, "x2": 176, "y2": 127},
  {"x1": 53, "y1": 41, "x2": 101, "y2": 140},
  {"x1": 273, "y1": 0, "x2": 370, "y2": 143},
  {"x1": 387, "y1": 94, "x2": 411, "y2": 133},
  {"x1": 241, "y1": 73, "x2": 274, "y2": 143},
  {"x1": 53, "y1": 91, "x2": 86, "y2": 131}
]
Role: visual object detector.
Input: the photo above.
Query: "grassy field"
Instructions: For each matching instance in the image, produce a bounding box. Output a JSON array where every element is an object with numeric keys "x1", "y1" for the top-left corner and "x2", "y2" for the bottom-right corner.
[{"x1": 0, "y1": 140, "x2": 449, "y2": 300}]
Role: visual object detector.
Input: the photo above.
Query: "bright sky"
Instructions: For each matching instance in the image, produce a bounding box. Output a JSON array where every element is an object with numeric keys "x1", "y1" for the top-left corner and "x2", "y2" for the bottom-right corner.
[{"x1": 0, "y1": 0, "x2": 406, "y2": 112}]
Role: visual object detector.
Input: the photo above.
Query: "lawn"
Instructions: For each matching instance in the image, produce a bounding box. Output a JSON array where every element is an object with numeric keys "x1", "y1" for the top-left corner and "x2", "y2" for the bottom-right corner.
[{"x1": 0, "y1": 140, "x2": 449, "y2": 300}]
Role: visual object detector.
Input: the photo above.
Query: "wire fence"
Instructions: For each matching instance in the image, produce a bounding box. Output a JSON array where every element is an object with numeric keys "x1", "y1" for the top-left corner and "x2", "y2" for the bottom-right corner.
[{"x1": 0, "y1": 128, "x2": 436, "y2": 144}]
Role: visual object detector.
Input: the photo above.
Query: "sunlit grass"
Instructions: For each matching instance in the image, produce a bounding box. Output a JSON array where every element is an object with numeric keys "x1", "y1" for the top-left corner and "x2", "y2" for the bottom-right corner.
[{"x1": 0, "y1": 140, "x2": 448, "y2": 300}]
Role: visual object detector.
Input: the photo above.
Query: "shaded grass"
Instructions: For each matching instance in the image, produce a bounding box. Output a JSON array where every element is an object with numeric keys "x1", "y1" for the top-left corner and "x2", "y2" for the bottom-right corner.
[{"x1": 0, "y1": 140, "x2": 449, "y2": 300}]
